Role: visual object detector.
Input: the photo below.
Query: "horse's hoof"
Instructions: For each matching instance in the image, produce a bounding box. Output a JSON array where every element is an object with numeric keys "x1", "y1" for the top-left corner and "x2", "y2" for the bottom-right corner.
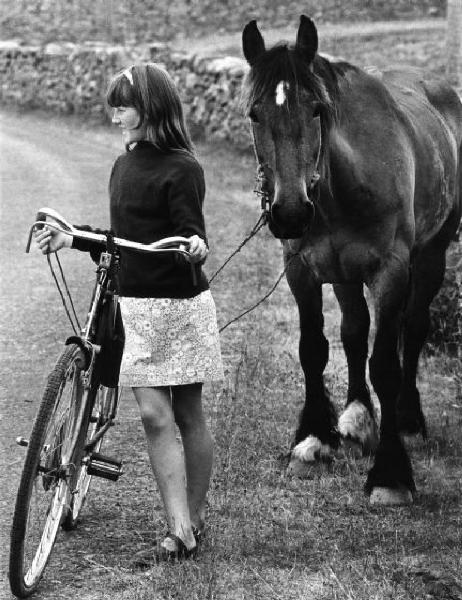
[
  {"x1": 291, "y1": 436, "x2": 333, "y2": 462},
  {"x1": 338, "y1": 400, "x2": 379, "y2": 454},
  {"x1": 287, "y1": 436, "x2": 333, "y2": 478},
  {"x1": 369, "y1": 486, "x2": 413, "y2": 506},
  {"x1": 287, "y1": 457, "x2": 317, "y2": 478},
  {"x1": 341, "y1": 437, "x2": 364, "y2": 459}
]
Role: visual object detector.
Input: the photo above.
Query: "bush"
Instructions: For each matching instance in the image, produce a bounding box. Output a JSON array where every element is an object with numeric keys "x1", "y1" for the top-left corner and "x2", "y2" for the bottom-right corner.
[{"x1": 427, "y1": 241, "x2": 462, "y2": 357}]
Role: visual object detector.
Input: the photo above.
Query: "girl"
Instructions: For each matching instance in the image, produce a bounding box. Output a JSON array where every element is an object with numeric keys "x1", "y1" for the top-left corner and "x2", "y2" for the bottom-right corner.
[{"x1": 35, "y1": 63, "x2": 223, "y2": 564}]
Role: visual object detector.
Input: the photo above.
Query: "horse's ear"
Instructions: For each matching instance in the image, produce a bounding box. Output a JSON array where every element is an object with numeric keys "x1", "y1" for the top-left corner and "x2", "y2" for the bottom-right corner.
[
  {"x1": 242, "y1": 20, "x2": 266, "y2": 66},
  {"x1": 295, "y1": 15, "x2": 318, "y2": 64}
]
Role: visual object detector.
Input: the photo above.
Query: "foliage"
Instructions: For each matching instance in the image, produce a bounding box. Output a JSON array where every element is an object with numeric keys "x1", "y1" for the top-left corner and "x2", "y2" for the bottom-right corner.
[
  {"x1": 427, "y1": 241, "x2": 462, "y2": 357},
  {"x1": 0, "y1": 0, "x2": 446, "y2": 44}
]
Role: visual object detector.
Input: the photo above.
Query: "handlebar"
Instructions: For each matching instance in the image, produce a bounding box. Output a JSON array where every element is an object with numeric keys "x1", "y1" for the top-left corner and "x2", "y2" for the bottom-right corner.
[{"x1": 26, "y1": 207, "x2": 192, "y2": 257}]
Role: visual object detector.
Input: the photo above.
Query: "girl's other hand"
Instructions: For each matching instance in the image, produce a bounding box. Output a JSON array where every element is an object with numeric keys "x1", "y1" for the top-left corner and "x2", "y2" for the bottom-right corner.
[
  {"x1": 34, "y1": 224, "x2": 73, "y2": 254},
  {"x1": 187, "y1": 235, "x2": 208, "y2": 263}
]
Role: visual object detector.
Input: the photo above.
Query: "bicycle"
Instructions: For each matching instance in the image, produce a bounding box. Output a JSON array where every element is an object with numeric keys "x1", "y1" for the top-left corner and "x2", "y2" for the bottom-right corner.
[{"x1": 9, "y1": 208, "x2": 195, "y2": 598}]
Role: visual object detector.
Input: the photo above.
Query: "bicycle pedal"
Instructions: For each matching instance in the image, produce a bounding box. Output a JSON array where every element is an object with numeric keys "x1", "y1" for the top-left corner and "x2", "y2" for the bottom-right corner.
[{"x1": 86, "y1": 452, "x2": 123, "y2": 481}]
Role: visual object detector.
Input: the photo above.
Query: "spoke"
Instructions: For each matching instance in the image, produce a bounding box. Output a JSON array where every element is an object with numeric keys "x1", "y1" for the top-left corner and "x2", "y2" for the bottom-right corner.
[{"x1": 24, "y1": 481, "x2": 67, "y2": 586}]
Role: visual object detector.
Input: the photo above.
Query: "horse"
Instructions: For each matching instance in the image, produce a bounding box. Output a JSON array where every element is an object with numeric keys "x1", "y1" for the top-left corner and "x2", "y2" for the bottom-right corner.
[{"x1": 241, "y1": 15, "x2": 462, "y2": 504}]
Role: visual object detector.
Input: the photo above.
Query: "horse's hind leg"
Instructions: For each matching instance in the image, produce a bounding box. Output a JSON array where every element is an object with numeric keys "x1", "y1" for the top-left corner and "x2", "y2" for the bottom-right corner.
[
  {"x1": 399, "y1": 230, "x2": 455, "y2": 437},
  {"x1": 285, "y1": 256, "x2": 339, "y2": 475},
  {"x1": 333, "y1": 284, "x2": 378, "y2": 454},
  {"x1": 366, "y1": 249, "x2": 415, "y2": 505}
]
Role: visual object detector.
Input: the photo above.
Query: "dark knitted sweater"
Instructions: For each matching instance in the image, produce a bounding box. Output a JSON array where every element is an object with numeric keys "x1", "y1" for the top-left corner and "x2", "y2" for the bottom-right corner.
[{"x1": 73, "y1": 142, "x2": 209, "y2": 298}]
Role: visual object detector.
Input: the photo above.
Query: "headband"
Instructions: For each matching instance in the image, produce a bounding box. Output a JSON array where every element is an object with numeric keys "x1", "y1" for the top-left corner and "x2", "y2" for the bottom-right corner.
[{"x1": 122, "y1": 67, "x2": 134, "y2": 85}]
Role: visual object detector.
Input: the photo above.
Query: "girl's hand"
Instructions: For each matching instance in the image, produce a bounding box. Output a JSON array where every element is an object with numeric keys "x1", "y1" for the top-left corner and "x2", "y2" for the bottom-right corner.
[
  {"x1": 34, "y1": 224, "x2": 73, "y2": 254},
  {"x1": 187, "y1": 235, "x2": 208, "y2": 263}
]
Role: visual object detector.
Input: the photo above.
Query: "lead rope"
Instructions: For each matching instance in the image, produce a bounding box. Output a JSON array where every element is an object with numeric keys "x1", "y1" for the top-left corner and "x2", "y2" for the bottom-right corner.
[
  {"x1": 47, "y1": 253, "x2": 81, "y2": 335},
  {"x1": 208, "y1": 212, "x2": 267, "y2": 284},
  {"x1": 213, "y1": 161, "x2": 300, "y2": 333},
  {"x1": 218, "y1": 252, "x2": 299, "y2": 333}
]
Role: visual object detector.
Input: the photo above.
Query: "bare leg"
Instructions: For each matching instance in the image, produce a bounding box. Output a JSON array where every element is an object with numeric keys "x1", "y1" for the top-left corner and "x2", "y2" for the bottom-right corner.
[
  {"x1": 133, "y1": 386, "x2": 196, "y2": 550},
  {"x1": 172, "y1": 383, "x2": 213, "y2": 531}
]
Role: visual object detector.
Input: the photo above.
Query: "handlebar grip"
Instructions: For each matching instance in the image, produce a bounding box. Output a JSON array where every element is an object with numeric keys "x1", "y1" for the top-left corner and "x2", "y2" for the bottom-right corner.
[
  {"x1": 35, "y1": 207, "x2": 74, "y2": 232},
  {"x1": 35, "y1": 211, "x2": 48, "y2": 230}
]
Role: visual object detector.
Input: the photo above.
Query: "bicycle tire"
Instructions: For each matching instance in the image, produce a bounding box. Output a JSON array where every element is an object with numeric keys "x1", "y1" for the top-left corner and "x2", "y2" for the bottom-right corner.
[
  {"x1": 61, "y1": 385, "x2": 115, "y2": 530},
  {"x1": 9, "y1": 344, "x2": 87, "y2": 598}
]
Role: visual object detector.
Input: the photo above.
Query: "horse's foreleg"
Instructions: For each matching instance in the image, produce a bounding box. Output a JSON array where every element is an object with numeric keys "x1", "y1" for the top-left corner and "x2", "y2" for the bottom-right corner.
[
  {"x1": 366, "y1": 256, "x2": 415, "y2": 505},
  {"x1": 333, "y1": 284, "x2": 378, "y2": 454},
  {"x1": 285, "y1": 257, "x2": 339, "y2": 474}
]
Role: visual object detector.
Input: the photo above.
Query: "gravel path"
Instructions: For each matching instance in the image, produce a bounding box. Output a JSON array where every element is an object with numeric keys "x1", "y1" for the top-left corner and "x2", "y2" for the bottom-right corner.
[{"x1": 0, "y1": 112, "x2": 122, "y2": 599}]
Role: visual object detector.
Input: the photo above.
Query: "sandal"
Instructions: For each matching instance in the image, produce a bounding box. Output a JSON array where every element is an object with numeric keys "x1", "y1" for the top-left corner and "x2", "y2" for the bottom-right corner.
[
  {"x1": 192, "y1": 526, "x2": 205, "y2": 545},
  {"x1": 131, "y1": 533, "x2": 197, "y2": 569},
  {"x1": 158, "y1": 532, "x2": 197, "y2": 562}
]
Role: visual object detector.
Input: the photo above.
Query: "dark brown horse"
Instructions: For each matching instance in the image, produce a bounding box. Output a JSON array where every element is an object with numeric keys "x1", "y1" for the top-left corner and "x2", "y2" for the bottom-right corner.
[{"x1": 242, "y1": 16, "x2": 462, "y2": 504}]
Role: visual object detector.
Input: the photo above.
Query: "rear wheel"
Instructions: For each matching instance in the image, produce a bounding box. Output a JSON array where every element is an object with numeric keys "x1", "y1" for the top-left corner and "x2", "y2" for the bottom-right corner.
[
  {"x1": 61, "y1": 386, "x2": 116, "y2": 530},
  {"x1": 9, "y1": 345, "x2": 88, "y2": 598}
]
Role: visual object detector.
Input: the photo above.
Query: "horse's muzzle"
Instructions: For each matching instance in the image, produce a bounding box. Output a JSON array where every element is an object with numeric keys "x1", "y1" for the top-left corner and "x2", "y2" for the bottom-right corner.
[{"x1": 269, "y1": 198, "x2": 314, "y2": 239}]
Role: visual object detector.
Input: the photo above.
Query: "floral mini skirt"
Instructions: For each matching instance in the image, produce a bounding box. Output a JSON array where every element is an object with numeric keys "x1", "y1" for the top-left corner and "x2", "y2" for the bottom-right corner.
[{"x1": 118, "y1": 290, "x2": 224, "y2": 387}]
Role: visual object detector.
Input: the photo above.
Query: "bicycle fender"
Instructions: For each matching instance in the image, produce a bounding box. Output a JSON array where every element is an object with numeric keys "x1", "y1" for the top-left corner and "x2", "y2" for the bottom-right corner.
[{"x1": 65, "y1": 336, "x2": 92, "y2": 371}]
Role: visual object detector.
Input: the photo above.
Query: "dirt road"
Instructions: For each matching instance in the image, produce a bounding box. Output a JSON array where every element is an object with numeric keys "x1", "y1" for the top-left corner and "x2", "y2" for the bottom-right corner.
[
  {"x1": 0, "y1": 112, "x2": 130, "y2": 599},
  {"x1": 0, "y1": 109, "x2": 264, "y2": 600}
]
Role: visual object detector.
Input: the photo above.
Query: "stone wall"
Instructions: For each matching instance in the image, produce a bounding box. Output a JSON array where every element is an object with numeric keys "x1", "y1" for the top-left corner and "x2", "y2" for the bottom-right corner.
[{"x1": 0, "y1": 41, "x2": 252, "y2": 148}]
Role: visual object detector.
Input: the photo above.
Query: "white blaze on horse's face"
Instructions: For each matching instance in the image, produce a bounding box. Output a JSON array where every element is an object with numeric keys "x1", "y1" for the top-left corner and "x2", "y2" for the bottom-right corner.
[{"x1": 275, "y1": 81, "x2": 290, "y2": 106}]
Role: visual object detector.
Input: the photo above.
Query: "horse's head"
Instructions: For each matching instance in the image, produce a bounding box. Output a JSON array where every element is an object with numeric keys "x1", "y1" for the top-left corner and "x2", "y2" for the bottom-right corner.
[{"x1": 242, "y1": 16, "x2": 333, "y2": 239}]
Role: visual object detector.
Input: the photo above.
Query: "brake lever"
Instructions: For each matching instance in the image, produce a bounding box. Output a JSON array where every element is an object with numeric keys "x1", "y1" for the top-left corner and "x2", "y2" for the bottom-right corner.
[
  {"x1": 26, "y1": 207, "x2": 74, "y2": 253},
  {"x1": 178, "y1": 243, "x2": 198, "y2": 286}
]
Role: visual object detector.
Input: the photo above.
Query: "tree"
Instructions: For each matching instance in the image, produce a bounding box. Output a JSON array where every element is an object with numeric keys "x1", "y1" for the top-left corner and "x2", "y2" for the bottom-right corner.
[
  {"x1": 446, "y1": 0, "x2": 462, "y2": 88},
  {"x1": 427, "y1": 1, "x2": 461, "y2": 357}
]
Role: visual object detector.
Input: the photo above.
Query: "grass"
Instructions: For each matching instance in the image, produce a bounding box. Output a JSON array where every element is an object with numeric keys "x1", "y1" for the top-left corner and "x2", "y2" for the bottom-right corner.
[
  {"x1": 6, "y1": 132, "x2": 459, "y2": 600},
  {"x1": 1, "y1": 23, "x2": 462, "y2": 600}
]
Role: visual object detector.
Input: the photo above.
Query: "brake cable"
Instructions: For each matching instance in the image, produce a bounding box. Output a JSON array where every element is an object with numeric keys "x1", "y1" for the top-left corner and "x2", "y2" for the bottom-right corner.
[{"x1": 46, "y1": 253, "x2": 81, "y2": 335}]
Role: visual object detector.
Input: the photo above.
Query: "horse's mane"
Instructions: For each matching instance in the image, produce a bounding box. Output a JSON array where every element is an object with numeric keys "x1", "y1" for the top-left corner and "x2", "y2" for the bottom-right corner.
[{"x1": 241, "y1": 44, "x2": 357, "y2": 189}]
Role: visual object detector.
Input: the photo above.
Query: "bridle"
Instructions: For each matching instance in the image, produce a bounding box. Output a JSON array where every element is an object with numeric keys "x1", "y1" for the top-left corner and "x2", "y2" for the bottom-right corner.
[
  {"x1": 208, "y1": 118, "x2": 323, "y2": 332},
  {"x1": 252, "y1": 121, "x2": 322, "y2": 223}
]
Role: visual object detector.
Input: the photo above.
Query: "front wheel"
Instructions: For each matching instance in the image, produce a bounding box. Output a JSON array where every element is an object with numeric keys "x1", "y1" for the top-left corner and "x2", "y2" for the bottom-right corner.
[{"x1": 9, "y1": 345, "x2": 88, "y2": 598}]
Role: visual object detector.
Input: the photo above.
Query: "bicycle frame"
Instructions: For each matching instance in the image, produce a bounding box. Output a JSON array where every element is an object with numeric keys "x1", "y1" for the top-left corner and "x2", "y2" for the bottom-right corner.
[
  {"x1": 26, "y1": 207, "x2": 196, "y2": 453},
  {"x1": 78, "y1": 250, "x2": 120, "y2": 451}
]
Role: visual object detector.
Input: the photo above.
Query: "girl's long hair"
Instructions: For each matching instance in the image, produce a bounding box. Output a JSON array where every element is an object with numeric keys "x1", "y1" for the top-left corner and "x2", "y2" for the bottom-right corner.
[{"x1": 106, "y1": 63, "x2": 194, "y2": 154}]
